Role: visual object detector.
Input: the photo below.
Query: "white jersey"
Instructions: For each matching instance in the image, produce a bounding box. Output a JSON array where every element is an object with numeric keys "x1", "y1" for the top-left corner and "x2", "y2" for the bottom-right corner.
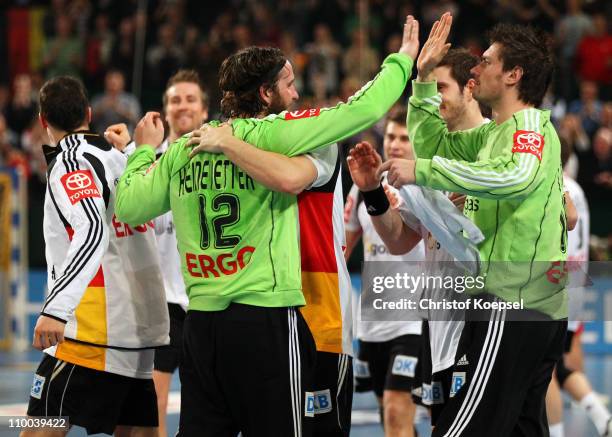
[
  {"x1": 42, "y1": 132, "x2": 169, "y2": 378},
  {"x1": 153, "y1": 140, "x2": 189, "y2": 309},
  {"x1": 345, "y1": 183, "x2": 425, "y2": 343},
  {"x1": 564, "y1": 175, "x2": 590, "y2": 331},
  {"x1": 413, "y1": 221, "x2": 464, "y2": 374}
]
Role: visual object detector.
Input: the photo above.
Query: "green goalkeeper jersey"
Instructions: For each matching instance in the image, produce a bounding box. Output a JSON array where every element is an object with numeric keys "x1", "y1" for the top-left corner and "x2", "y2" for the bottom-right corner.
[
  {"x1": 115, "y1": 53, "x2": 413, "y2": 312},
  {"x1": 408, "y1": 81, "x2": 567, "y2": 319}
]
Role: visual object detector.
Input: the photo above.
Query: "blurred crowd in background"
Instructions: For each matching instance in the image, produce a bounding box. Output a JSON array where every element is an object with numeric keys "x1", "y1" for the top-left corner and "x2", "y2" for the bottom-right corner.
[{"x1": 0, "y1": 0, "x2": 611, "y2": 266}]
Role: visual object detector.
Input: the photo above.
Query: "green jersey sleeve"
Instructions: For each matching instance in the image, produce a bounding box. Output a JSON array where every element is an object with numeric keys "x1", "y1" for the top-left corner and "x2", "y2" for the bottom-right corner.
[
  {"x1": 115, "y1": 144, "x2": 174, "y2": 225},
  {"x1": 232, "y1": 53, "x2": 414, "y2": 156},
  {"x1": 408, "y1": 81, "x2": 486, "y2": 161},
  {"x1": 414, "y1": 108, "x2": 550, "y2": 200}
]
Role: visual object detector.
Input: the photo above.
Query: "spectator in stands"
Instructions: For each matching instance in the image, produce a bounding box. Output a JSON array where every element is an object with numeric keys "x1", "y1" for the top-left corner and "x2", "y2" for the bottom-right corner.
[
  {"x1": 5, "y1": 74, "x2": 37, "y2": 138},
  {"x1": 85, "y1": 13, "x2": 115, "y2": 88},
  {"x1": 601, "y1": 102, "x2": 612, "y2": 129},
  {"x1": 0, "y1": 113, "x2": 28, "y2": 176},
  {"x1": 593, "y1": 127, "x2": 612, "y2": 189},
  {"x1": 305, "y1": 23, "x2": 341, "y2": 98},
  {"x1": 569, "y1": 80, "x2": 603, "y2": 137},
  {"x1": 147, "y1": 23, "x2": 185, "y2": 89},
  {"x1": 575, "y1": 13, "x2": 612, "y2": 95},
  {"x1": 559, "y1": 114, "x2": 590, "y2": 179},
  {"x1": 555, "y1": 0, "x2": 592, "y2": 101},
  {"x1": 343, "y1": 28, "x2": 379, "y2": 84},
  {"x1": 20, "y1": 118, "x2": 48, "y2": 183},
  {"x1": 42, "y1": 15, "x2": 83, "y2": 79},
  {"x1": 109, "y1": 16, "x2": 136, "y2": 86},
  {"x1": 91, "y1": 69, "x2": 141, "y2": 134}
]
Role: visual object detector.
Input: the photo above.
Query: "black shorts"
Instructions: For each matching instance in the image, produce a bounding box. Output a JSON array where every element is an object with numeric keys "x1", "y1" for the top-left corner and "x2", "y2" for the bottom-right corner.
[
  {"x1": 27, "y1": 354, "x2": 158, "y2": 435},
  {"x1": 178, "y1": 304, "x2": 317, "y2": 437},
  {"x1": 154, "y1": 303, "x2": 186, "y2": 373},
  {"x1": 432, "y1": 307, "x2": 566, "y2": 437},
  {"x1": 312, "y1": 352, "x2": 353, "y2": 436},
  {"x1": 564, "y1": 328, "x2": 574, "y2": 353},
  {"x1": 355, "y1": 334, "x2": 421, "y2": 398},
  {"x1": 418, "y1": 321, "x2": 453, "y2": 422}
]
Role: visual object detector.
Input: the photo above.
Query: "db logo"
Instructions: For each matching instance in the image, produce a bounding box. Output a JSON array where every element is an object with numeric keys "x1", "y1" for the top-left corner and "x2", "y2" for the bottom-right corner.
[
  {"x1": 285, "y1": 108, "x2": 320, "y2": 120},
  {"x1": 512, "y1": 130, "x2": 545, "y2": 161},
  {"x1": 61, "y1": 170, "x2": 101, "y2": 204}
]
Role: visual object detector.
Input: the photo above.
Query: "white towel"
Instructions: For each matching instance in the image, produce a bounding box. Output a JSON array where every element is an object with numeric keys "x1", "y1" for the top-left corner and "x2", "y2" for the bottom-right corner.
[{"x1": 396, "y1": 185, "x2": 484, "y2": 273}]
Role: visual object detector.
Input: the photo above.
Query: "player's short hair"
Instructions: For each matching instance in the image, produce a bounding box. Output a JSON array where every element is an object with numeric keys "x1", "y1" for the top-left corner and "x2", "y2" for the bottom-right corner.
[
  {"x1": 163, "y1": 69, "x2": 209, "y2": 109},
  {"x1": 438, "y1": 48, "x2": 479, "y2": 90},
  {"x1": 487, "y1": 23, "x2": 553, "y2": 107},
  {"x1": 385, "y1": 107, "x2": 407, "y2": 128},
  {"x1": 39, "y1": 76, "x2": 89, "y2": 132},
  {"x1": 218, "y1": 46, "x2": 287, "y2": 118},
  {"x1": 439, "y1": 48, "x2": 492, "y2": 119}
]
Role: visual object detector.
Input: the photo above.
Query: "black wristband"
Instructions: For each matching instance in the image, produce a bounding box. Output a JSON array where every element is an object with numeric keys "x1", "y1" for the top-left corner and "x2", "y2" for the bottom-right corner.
[{"x1": 361, "y1": 185, "x2": 389, "y2": 216}]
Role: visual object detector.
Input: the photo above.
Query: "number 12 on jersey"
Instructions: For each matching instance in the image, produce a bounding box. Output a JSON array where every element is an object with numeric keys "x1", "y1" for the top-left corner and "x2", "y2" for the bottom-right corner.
[{"x1": 198, "y1": 193, "x2": 242, "y2": 250}]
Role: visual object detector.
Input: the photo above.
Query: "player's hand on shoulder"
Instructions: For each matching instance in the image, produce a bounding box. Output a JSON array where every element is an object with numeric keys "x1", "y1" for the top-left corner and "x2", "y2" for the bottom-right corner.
[
  {"x1": 398, "y1": 15, "x2": 420, "y2": 61},
  {"x1": 416, "y1": 12, "x2": 453, "y2": 81},
  {"x1": 104, "y1": 123, "x2": 131, "y2": 151},
  {"x1": 33, "y1": 315, "x2": 66, "y2": 351},
  {"x1": 378, "y1": 158, "x2": 416, "y2": 188},
  {"x1": 347, "y1": 141, "x2": 383, "y2": 192},
  {"x1": 187, "y1": 123, "x2": 233, "y2": 158},
  {"x1": 134, "y1": 112, "x2": 165, "y2": 147}
]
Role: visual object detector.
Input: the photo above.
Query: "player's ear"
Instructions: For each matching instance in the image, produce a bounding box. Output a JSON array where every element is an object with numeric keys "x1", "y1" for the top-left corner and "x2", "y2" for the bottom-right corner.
[
  {"x1": 39, "y1": 113, "x2": 48, "y2": 130},
  {"x1": 259, "y1": 85, "x2": 272, "y2": 105},
  {"x1": 86, "y1": 107, "x2": 92, "y2": 124},
  {"x1": 504, "y1": 66, "x2": 523, "y2": 86},
  {"x1": 465, "y1": 78, "x2": 477, "y2": 100}
]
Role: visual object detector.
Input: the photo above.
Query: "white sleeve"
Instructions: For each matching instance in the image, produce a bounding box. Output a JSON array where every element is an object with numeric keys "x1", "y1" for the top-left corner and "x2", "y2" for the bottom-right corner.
[
  {"x1": 42, "y1": 153, "x2": 110, "y2": 322},
  {"x1": 123, "y1": 141, "x2": 136, "y2": 157},
  {"x1": 390, "y1": 183, "x2": 422, "y2": 232},
  {"x1": 344, "y1": 183, "x2": 362, "y2": 232},
  {"x1": 304, "y1": 143, "x2": 338, "y2": 189}
]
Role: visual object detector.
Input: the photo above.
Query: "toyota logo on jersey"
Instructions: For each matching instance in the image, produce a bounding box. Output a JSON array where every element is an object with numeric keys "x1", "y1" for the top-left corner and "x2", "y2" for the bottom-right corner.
[
  {"x1": 61, "y1": 170, "x2": 101, "y2": 204},
  {"x1": 285, "y1": 108, "x2": 320, "y2": 120},
  {"x1": 512, "y1": 130, "x2": 545, "y2": 161}
]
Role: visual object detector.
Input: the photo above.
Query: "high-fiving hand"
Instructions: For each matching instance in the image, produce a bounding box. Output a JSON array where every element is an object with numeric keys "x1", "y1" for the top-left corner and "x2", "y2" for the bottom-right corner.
[
  {"x1": 398, "y1": 15, "x2": 420, "y2": 62},
  {"x1": 347, "y1": 142, "x2": 383, "y2": 192},
  {"x1": 416, "y1": 12, "x2": 453, "y2": 82}
]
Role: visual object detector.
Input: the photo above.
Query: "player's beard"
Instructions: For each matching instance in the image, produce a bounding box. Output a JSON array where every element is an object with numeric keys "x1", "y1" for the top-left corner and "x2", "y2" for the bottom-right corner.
[
  {"x1": 267, "y1": 91, "x2": 288, "y2": 115},
  {"x1": 442, "y1": 100, "x2": 466, "y2": 132}
]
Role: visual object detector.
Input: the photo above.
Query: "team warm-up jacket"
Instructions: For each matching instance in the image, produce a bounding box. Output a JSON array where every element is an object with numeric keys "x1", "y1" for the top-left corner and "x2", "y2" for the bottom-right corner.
[
  {"x1": 41, "y1": 131, "x2": 169, "y2": 372},
  {"x1": 114, "y1": 53, "x2": 414, "y2": 313},
  {"x1": 408, "y1": 81, "x2": 567, "y2": 319}
]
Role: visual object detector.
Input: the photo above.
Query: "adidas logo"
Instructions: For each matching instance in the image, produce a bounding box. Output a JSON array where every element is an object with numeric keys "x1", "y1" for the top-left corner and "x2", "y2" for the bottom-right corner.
[
  {"x1": 457, "y1": 355, "x2": 469, "y2": 366},
  {"x1": 367, "y1": 205, "x2": 377, "y2": 213}
]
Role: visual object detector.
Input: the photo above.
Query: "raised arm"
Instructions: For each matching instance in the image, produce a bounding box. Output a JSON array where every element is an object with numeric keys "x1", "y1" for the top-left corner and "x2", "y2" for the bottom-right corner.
[
  {"x1": 230, "y1": 16, "x2": 421, "y2": 156},
  {"x1": 408, "y1": 12, "x2": 485, "y2": 162},
  {"x1": 115, "y1": 112, "x2": 173, "y2": 225},
  {"x1": 347, "y1": 142, "x2": 421, "y2": 255}
]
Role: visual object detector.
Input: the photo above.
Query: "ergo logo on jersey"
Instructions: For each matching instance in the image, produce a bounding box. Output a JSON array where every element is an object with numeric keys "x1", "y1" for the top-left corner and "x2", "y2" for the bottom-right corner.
[
  {"x1": 61, "y1": 170, "x2": 101, "y2": 204},
  {"x1": 512, "y1": 130, "x2": 545, "y2": 161},
  {"x1": 285, "y1": 108, "x2": 320, "y2": 120},
  {"x1": 185, "y1": 246, "x2": 256, "y2": 278}
]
